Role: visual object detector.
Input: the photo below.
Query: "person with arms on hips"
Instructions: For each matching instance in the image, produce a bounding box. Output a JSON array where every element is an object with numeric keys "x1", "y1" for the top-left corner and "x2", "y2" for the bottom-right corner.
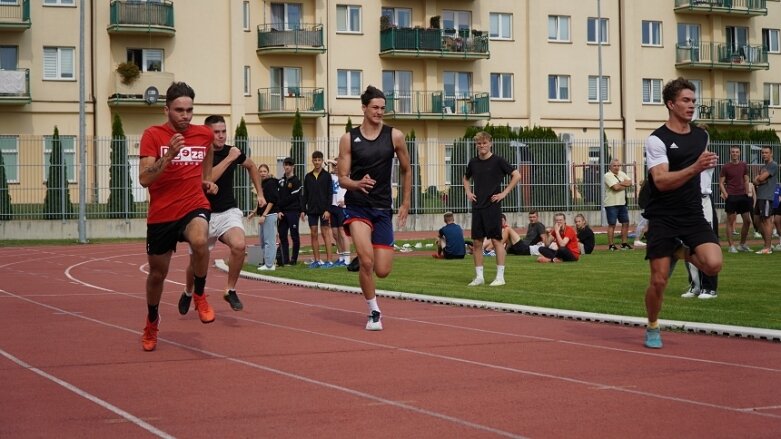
[
  {"x1": 574, "y1": 213, "x2": 595, "y2": 255},
  {"x1": 503, "y1": 211, "x2": 547, "y2": 256},
  {"x1": 180, "y1": 115, "x2": 264, "y2": 313},
  {"x1": 250, "y1": 164, "x2": 280, "y2": 270},
  {"x1": 138, "y1": 82, "x2": 219, "y2": 352},
  {"x1": 327, "y1": 158, "x2": 351, "y2": 266},
  {"x1": 433, "y1": 211, "x2": 466, "y2": 259},
  {"x1": 752, "y1": 146, "x2": 778, "y2": 254},
  {"x1": 642, "y1": 77, "x2": 722, "y2": 349},
  {"x1": 719, "y1": 145, "x2": 753, "y2": 253},
  {"x1": 338, "y1": 85, "x2": 411, "y2": 331},
  {"x1": 277, "y1": 157, "x2": 302, "y2": 266},
  {"x1": 302, "y1": 151, "x2": 335, "y2": 268},
  {"x1": 604, "y1": 159, "x2": 633, "y2": 251},
  {"x1": 537, "y1": 212, "x2": 580, "y2": 263},
  {"x1": 463, "y1": 131, "x2": 522, "y2": 286},
  {"x1": 680, "y1": 167, "x2": 720, "y2": 299}
]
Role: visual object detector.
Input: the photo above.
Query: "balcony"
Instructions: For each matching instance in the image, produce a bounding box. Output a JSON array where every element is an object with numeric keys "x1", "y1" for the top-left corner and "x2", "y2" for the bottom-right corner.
[
  {"x1": 107, "y1": 0, "x2": 175, "y2": 37},
  {"x1": 257, "y1": 87, "x2": 325, "y2": 118},
  {"x1": 0, "y1": 69, "x2": 30, "y2": 105},
  {"x1": 256, "y1": 24, "x2": 325, "y2": 55},
  {"x1": 379, "y1": 28, "x2": 489, "y2": 60},
  {"x1": 676, "y1": 42, "x2": 768, "y2": 70},
  {"x1": 0, "y1": 0, "x2": 30, "y2": 31},
  {"x1": 107, "y1": 71, "x2": 174, "y2": 107},
  {"x1": 384, "y1": 91, "x2": 490, "y2": 121},
  {"x1": 674, "y1": 0, "x2": 767, "y2": 17},
  {"x1": 696, "y1": 98, "x2": 770, "y2": 125}
]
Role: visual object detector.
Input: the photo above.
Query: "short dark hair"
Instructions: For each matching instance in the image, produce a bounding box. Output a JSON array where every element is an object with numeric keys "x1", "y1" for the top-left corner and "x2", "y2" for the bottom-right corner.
[
  {"x1": 662, "y1": 77, "x2": 696, "y2": 109},
  {"x1": 312, "y1": 150, "x2": 324, "y2": 159},
  {"x1": 283, "y1": 157, "x2": 294, "y2": 166},
  {"x1": 204, "y1": 115, "x2": 225, "y2": 126},
  {"x1": 361, "y1": 85, "x2": 386, "y2": 106},
  {"x1": 165, "y1": 82, "x2": 195, "y2": 106}
]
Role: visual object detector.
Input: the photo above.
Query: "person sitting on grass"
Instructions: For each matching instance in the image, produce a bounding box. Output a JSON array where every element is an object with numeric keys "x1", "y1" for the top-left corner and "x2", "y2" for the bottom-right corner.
[
  {"x1": 434, "y1": 211, "x2": 466, "y2": 259},
  {"x1": 574, "y1": 213, "x2": 595, "y2": 255},
  {"x1": 503, "y1": 212, "x2": 547, "y2": 256},
  {"x1": 537, "y1": 212, "x2": 580, "y2": 263}
]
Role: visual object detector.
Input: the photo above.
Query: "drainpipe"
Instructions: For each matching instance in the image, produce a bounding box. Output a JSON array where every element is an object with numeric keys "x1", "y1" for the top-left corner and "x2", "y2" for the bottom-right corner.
[
  {"x1": 91, "y1": 0, "x2": 99, "y2": 204},
  {"x1": 618, "y1": 0, "x2": 626, "y2": 145}
]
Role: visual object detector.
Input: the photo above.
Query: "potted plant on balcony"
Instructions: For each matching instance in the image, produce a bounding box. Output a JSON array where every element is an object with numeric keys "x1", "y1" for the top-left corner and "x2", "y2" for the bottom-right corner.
[
  {"x1": 421, "y1": 16, "x2": 442, "y2": 50},
  {"x1": 116, "y1": 62, "x2": 140, "y2": 85}
]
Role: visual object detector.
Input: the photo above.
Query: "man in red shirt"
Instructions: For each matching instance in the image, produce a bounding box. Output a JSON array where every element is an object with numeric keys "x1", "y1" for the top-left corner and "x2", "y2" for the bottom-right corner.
[
  {"x1": 138, "y1": 82, "x2": 218, "y2": 352},
  {"x1": 719, "y1": 145, "x2": 753, "y2": 252}
]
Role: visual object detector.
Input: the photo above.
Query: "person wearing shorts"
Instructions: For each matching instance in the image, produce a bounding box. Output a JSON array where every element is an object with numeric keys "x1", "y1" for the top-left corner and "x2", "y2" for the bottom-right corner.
[
  {"x1": 138, "y1": 82, "x2": 219, "y2": 352},
  {"x1": 327, "y1": 157, "x2": 351, "y2": 266},
  {"x1": 181, "y1": 115, "x2": 263, "y2": 313},
  {"x1": 719, "y1": 145, "x2": 753, "y2": 253},
  {"x1": 504, "y1": 211, "x2": 547, "y2": 256},
  {"x1": 752, "y1": 146, "x2": 778, "y2": 254},
  {"x1": 463, "y1": 131, "x2": 521, "y2": 287},
  {"x1": 603, "y1": 159, "x2": 633, "y2": 251},
  {"x1": 301, "y1": 151, "x2": 334, "y2": 268},
  {"x1": 338, "y1": 85, "x2": 411, "y2": 331}
]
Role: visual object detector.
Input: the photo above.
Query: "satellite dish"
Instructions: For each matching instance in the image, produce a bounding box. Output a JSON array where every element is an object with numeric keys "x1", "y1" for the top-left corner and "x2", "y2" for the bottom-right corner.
[{"x1": 144, "y1": 86, "x2": 159, "y2": 105}]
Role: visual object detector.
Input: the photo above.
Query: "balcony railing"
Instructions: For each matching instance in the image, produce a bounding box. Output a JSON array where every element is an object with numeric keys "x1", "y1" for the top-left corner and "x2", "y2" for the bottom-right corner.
[
  {"x1": 675, "y1": 42, "x2": 768, "y2": 70},
  {"x1": 379, "y1": 28, "x2": 489, "y2": 59},
  {"x1": 0, "y1": 0, "x2": 30, "y2": 31},
  {"x1": 256, "y1": 23, "x2": 325, "y2": 55},
  {"x1": 384, "y1": 91, "x2": 490, "y2": 120},
  {"x1": 257, "y1": 87, "x2": 325, "y2": 118},
  {"x1": 0, "y1": 69, "x2": 30, "y2": 104},
  {"x1": 696, "y1": 98, "x2": 770, "y2": 125},
  {"x1": 107, "y1": 0, "x2": 175, "y2": 36},
  {"x1": 107, "y1": 71, "x2": 174, "y2": 107},
  {"x1": 674, "y1": 0, "x2": 767, "y2": 16}
]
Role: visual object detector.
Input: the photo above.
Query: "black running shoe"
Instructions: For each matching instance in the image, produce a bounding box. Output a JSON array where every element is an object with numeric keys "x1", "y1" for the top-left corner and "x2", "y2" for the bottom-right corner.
[
  {"x1": 224, "y1": 290, "x2": 244, "y2": 311},
  {"x1": 621, "y1": 242, "x2": 633, "y2": 250},
  {"x1": 178, "y1": 292, "x2": 192, "y2": 315}
]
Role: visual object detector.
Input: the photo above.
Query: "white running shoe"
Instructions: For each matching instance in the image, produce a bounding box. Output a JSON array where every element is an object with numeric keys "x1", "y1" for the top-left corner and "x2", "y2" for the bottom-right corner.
[
  {"x1": 698, "y1": 290, "x2": 718, "y2": 300},
  {"x1": 728, "y1": 246, "x2": 738, "y2": 253},
  {"x1": 633, "y1": 240, "x2": 647, "y2": 248},
  {"x1": 468, "y1": 277, "x2": 485, "y2": 286},
  {"x1": 738, "y1": 244, "x2": 752, "y2": 252},
  {"x1": 258, "y1": 265, "x2": 276, "y2": 271},
  {"x1": 365, "y1": 311, "x2": 382, "y2": 331},
  {"x1": 489, "y1": 278, "x2": 506, "y2": 287},
  {"x1": 681, "y1": 288, "x2": 700, "y2": 298}
]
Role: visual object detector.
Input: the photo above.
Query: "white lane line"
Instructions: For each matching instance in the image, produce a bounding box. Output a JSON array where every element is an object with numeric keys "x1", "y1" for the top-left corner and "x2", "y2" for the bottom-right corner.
[{"x1": 0, "y1": 348, "x2": 174, "y2": 439}]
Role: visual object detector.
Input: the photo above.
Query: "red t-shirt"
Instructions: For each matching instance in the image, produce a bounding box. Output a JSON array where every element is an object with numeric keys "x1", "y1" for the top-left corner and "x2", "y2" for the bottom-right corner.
[
  {"x1": 140, "y1": 123, "x2": 213, "y2": 224},
  {"x1": 720, "y1": 161, "x2": 748, "y2": 196},
  {"x1": 559, "y1": 226, "x2": 580, "y2": 260}
]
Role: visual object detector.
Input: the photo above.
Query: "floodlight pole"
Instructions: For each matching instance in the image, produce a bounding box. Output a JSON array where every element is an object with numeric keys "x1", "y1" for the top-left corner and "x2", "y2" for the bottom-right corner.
[{"x1": 78, "y1": 0, "x2": 87, "y2": 243}]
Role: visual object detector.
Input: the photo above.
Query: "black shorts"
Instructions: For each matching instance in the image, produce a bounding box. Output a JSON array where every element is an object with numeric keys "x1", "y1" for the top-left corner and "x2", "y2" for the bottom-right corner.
[
  {"x1": 471, "y1": 204, "x2": 502, "y2": 240},
  {"x1": 328, "y1": 205, "x2": 345, "y2": 228},
  {"x1": 507, "y1": 240, "x2": 530, "y2": 255},
  {"x1": 443, "y1": 251, "x2": 465, "y2": 260},
  {"x1": 724, "y1": 194, "x2": 752, "y2": 214},
  {"x1": 754, "y1": 199, "x2": 773, "y2": 218},
  {"x1": 307, "y1": 213, "x2": 329, "y2": 227},
  {"x1": 146, "y1": 208, "x2": 211, "y2": 255},
  {"x1": 645, "y1": 215, "x2": 718, "y2": 260}
]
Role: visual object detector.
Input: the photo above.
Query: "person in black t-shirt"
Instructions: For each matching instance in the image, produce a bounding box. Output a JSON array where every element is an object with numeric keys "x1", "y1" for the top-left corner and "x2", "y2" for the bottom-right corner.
[
  {"x1": 574, "y1": 213, "x2": 595, "y2": 255},
  {"x1": 277, "y1": 157, "x2": 303, "y2": 265},
  {"x1": 248, "y1": 163, "x2": 280, "y2": 271},
  {"x1": 301, "y1": 150, "x2": 335, "y2": 268},
  {"x1": 463, "y1": 131, "x2": 521, "y2": 287}
]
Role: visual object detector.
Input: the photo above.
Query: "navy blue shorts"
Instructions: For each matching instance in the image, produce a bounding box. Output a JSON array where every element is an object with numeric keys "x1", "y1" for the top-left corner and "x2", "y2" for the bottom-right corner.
[
  {"x1": 343, "y1": 206, "x2": 394, "y2": 248},
  {"x1": 328, "y1": 205, "x2": 346, "y2": 228},
  {"x1": 605, "y1": 205, "x2": 629, "y2": 225}
]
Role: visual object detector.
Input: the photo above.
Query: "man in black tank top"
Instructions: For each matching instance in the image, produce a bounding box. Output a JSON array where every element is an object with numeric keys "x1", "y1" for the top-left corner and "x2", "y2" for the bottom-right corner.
[
  {"x1": 641, "y1": 77, "x2": 722, "y2": 349},
  {"x1": 338, "y1": 86, "x2": 411, "y2": 331}
]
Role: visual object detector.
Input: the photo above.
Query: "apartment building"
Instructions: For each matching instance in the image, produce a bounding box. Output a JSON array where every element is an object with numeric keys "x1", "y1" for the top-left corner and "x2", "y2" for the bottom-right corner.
[{"x1": 0, "y1": 0, "x2": 779, "y2": 181}]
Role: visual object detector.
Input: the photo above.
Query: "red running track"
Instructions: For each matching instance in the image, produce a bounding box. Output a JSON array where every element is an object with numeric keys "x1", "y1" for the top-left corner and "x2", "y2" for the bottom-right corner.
[{"x1": 1, "y1": 243, "x2": 780, "y2": 438}]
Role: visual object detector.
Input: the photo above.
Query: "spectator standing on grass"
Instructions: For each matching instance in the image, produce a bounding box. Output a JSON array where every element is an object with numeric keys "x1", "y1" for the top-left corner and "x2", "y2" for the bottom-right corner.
[
  {"x1": 641, "y1": 77, "x2": 722, "y2": 349},
  {"x1": 752, "y1": 145, "x2": 778, "y2": 254},
  {"x1": 249, "y1": 164, "x2": 280, "y2": 271},
  {"x1": 338, "y1": 85, "x2": 411, "y2": 331},
  {"x1": 537, "y1": 212, "x2": 580, "y2": 263},
  {"x1": 327, "y1": 157, "x2": 351, "y2": 266},
  {"x1": 433, "y1": 211, "x2": 466, "y2": 259},
  {"x1": 679, "y1": 168, "x2": 720, "y2": 299},
  {"x1": 302, "y1": 150, "x2": 335, "y2": 268},
  {"x1": 277, "y1": 157, "x2": 302, "y2": 266},
  {"x1": 719, "y1": 145, "x2": 753, "y2": 253},
  {"x1": 603, "y1": 159, "x2": 633, "y2": 251},
  {"x1": 574, "y1": 213, "x2": 595, "y2": 255},
  {"x1": 463, "y1": 131, "x2": 522, "y2": 286}
]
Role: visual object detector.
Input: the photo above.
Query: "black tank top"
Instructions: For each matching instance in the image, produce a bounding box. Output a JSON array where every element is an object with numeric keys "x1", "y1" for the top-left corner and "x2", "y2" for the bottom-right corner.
[{"x1": 345, "y1": 125, "x2": 395, "y2": 209}]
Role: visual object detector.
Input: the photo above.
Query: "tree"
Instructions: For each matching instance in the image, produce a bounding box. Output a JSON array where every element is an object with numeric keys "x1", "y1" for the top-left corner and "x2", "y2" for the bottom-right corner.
[
  {"x1": 107, "y1": 113, "x2": 136, "y2": 218},
  {"x1": 345, "y1": 117, "x2": 353, "y2": 132},
  {"x1": 43, "y1": 126, "x2": 74, "y2": 220},
  {"x1": 290, "y1": 110, "x2": 307, "y2": 178},
  {"x1": 0, "y1": 144, "x2": 12, "y2": 221},
  {"x1": 233, "y1": 117, "x2": 250, "y2": 211}
]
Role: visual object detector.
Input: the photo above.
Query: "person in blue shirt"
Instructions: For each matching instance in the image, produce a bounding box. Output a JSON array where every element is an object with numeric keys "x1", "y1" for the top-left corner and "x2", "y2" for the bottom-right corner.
[{"x1": 433, "y1": 211, "x2": 466, "y2": 259}]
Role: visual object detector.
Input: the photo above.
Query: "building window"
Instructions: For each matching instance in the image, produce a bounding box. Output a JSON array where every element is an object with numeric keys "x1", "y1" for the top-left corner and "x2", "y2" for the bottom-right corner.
[
  {"x1": 270, "y1": 67, "x2": 301, "y2": 96},
  {"x1": 43, "y1": 0, "x2": 74, "y2": 5},
  {"x1": 382, "y1": 70, "x2": 412, "y2": 113},
  {"x1": 43, "y1": 47, "x2": 74, "y2": 80},
  {"x1": 727, "y1": 81, "x2": 749, "y2": 105},
  {"x1": 548, "y1": 75, "x2": 570, "y2": 101},
  {"x1": 381, "y1": 7, "x2": 411, "y2": 28},
  {"x1": 337, "y1": 69, "x2": 362, "y2": 97},
  {"x1": 0, "y1": 45, "x2": 18, "y2": 70},
  {"x1": 548, "y1": 15, "x2": 570, "y2": 42},
  {"x1": 242, "y1": 1, "x2": 250, "y2": 31},
  {"x1": 0, "y1": 136, "x2": 18, "y2": 183},
  {"x1": 642, "y1": 78, "x2": 663, "y2": 104},
  {"x1": 271, "y1": 2, "x2": 301, "y2": 30},
  {"x1": 127, "y1": 48, "x2": 163, "y2": 72},
  {"x1": 43, "y1": 135, "x2": 76, "y2": 183},
  {"x1": 336, "y1": 5, "x2": 361, "y2": 33},
  {"x1": 243, "y1": 66, "x2": 251, "y2": 96},
  {"x1": 762, "y1": 28, "x2": 780, "y2": 53},
  {"x1": 588, "y1": 76, "x2": 609, "y2": 102},
  {"x1": 587, "y1": 17, "x2": 608, "y2": 44},
  {"x1": 490, "y1": 73, "x2": 513, "y2": 99},
  {"x1": 489, "y1": 13, "x2": 512, "y2": 40},
  {"x1": 641, "y1": 21, "x2": 662, "y2": 46},
  {"x1": 764, "y1": 83, "x2": 781, "y2": 107},
  {"x1": 443, "y1": 10, "x2": 471, "y2": 31},
  {"x1": 444, "y1": 145, "x2": 453, "y2": 185}
]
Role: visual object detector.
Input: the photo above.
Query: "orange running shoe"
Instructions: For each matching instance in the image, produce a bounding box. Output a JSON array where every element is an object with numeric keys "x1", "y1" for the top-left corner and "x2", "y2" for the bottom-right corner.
[
  {"x1": 193, "y1": 293, "x2": 215, "y2": 323},
  {"x1": 141, "y1": 317, "x2": 159, "y2": 351}
]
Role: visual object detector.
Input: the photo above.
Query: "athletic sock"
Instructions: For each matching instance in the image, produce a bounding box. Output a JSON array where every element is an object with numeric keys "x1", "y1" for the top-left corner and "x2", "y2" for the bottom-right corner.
[
  {"x1": 147, "y1": 304, "x2": 159, "y2": 323},
  {"x1": 475, "y1": 266, "x2": 484, "y2": 279},
  {"x1": 648, "y1": 320, "x2": 660, "y2": 329},
  {"x1": 367, "y1": 297, "x2": 380, "y2": 313},
  {"x1": 496, "y1": 265, "x2": 505, "y2": 279},
  {"x1": 193, "y1": 275, "x2": 206, "y2": 296}
]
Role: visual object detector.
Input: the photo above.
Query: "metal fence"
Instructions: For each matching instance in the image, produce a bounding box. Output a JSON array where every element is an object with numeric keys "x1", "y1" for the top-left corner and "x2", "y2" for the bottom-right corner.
[{"x1": 0, "y1": 134, "x2": 776, "y2": 221}]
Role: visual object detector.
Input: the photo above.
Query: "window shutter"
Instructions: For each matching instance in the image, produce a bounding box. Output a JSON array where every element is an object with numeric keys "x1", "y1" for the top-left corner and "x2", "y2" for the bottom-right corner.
[{"x1": 43, "y1": 48, "x2": 57, "y2": 79}]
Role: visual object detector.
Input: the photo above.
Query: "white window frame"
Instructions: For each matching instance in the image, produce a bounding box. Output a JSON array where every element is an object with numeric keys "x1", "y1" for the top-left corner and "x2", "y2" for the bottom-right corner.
[
  {"x1": 243, "y1": 66, "x2": 251, "y2": 96},
  {"x1": 588, "y1": 76, "x2": 610, "y2": 103},
  {"x1": 127, "y1": 48, "x2": 164, "y2": 72},
  {"x1": 763, "y1": 28, "x2": 780, "y2": 54},
  {"x1": 587, "y1": 17, "x2": 608, "y2": 44},
  {"x1": 43, "y1": 0, "x2": 75, "y2": 6},
  {"x1": 727, "y1": 81, "x2": 749, "y2": 105},
  {"x1": 642, "y1": 78, "x2": 663, "y2": 104},
  {"x1": 43, "y1": 47, "x2": 74, "y2": 81},
  {"x1": 43, "y1": 135, "x2": 76, "y2": 184},
  {"x1": 381, "y1": 7, "x2": 411, "y2": 28},
  {"x1": 271, "y1": 2, "x2": 302, "y2": 30},
  {"x1": 489, "y1": 12, "x2": 512, "y2": 40},
  {"x1": 0, "y1": 0, "x2": 19, "y2": 4},
  {"x1": 443, "y1": 10, "x2": 471, "y2": 32},
  {"x1": 337, "y1": 69, "x2": 362, "y2": 97},
  {"x1": 548, "y1": 15, "x2": 570, "y2": 42},
  {"x1": 764, "y1": 83, "x2": 781, "y2": 107},
  {"x1": 642, "y1": 21, "x2": 663, "y2": 47},
  {"x1": 336, "y1": 5, "x2": 361, "y2": 33},
  {"x1": 0, "y1": 136, "x2": 19, "y2": 184},
  {"x1": 490, "y1": 73, "x2": 513, "y2": 100},
  {"x1": 548, "y1": 75, "x2": 570, "y2": 102},
  {"x1": 242, "y1": 1, "x2": 250, "y2": 31}
]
